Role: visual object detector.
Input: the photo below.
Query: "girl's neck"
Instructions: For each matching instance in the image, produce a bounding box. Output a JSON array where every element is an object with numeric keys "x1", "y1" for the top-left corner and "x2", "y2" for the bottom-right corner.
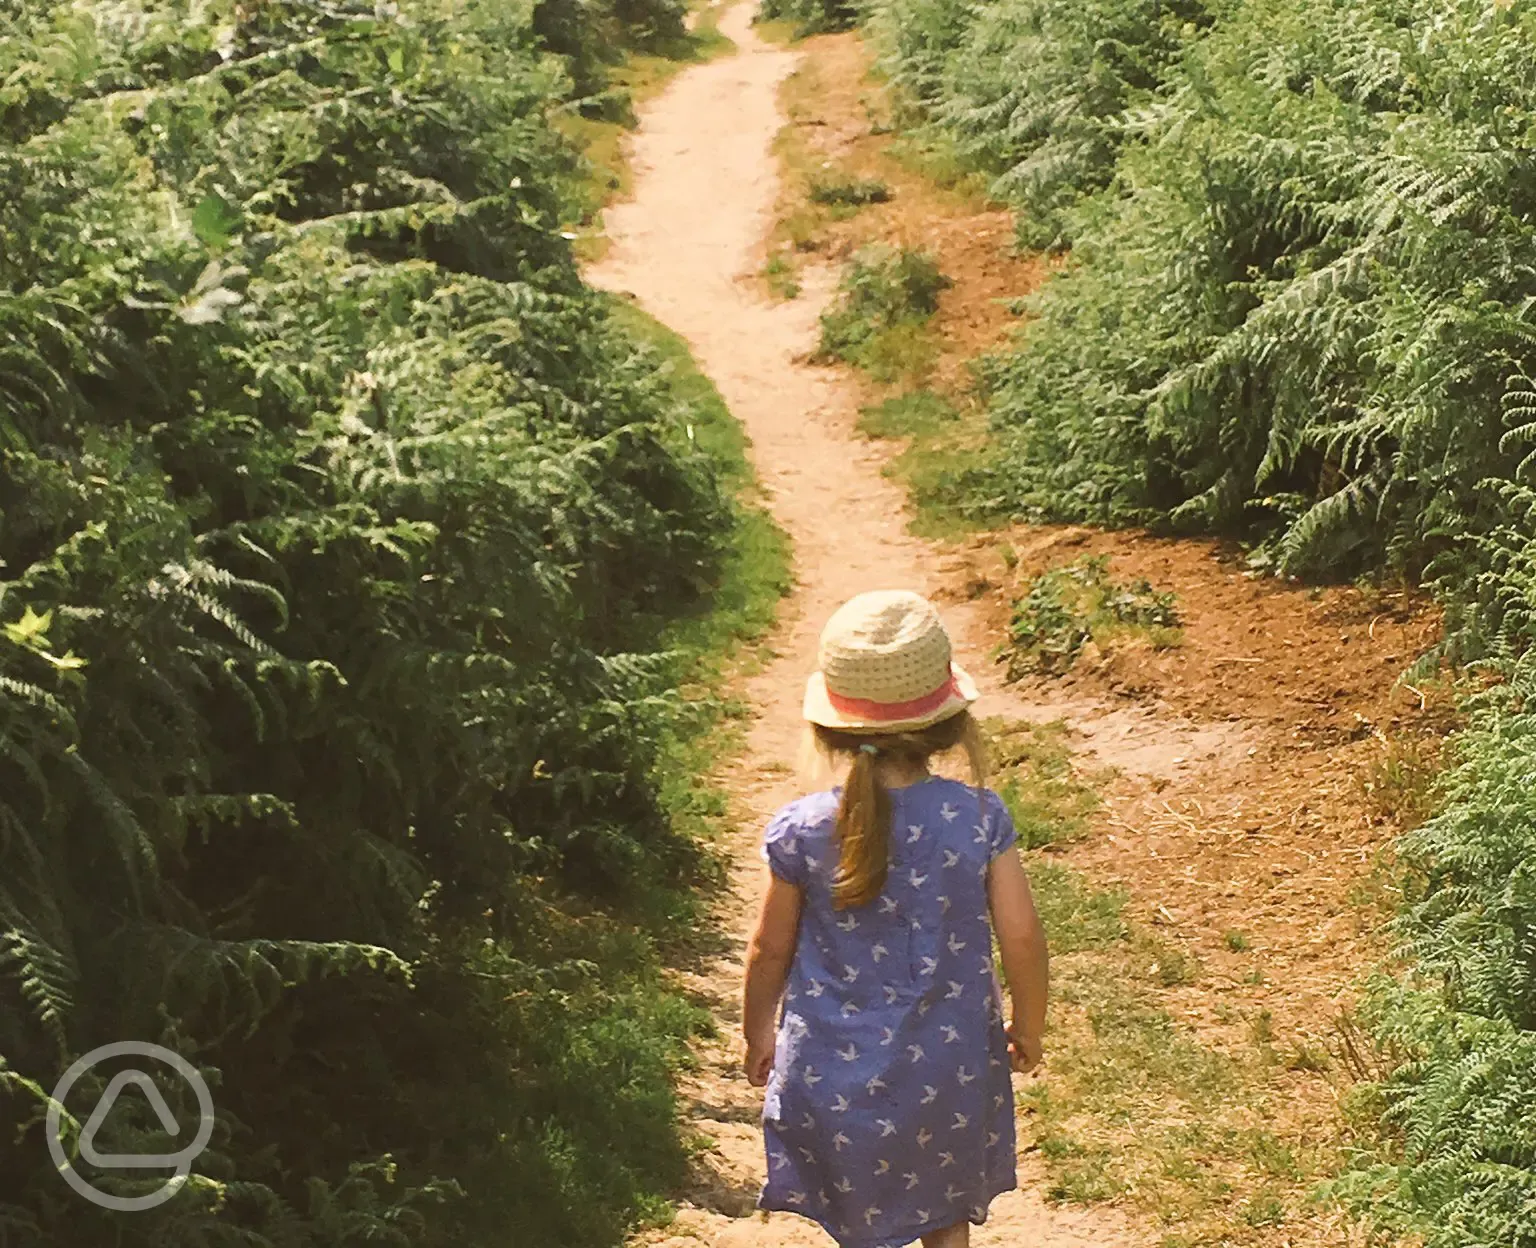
[{"x1": 875, "y1": 757, "x2": 932, "y2": 789}]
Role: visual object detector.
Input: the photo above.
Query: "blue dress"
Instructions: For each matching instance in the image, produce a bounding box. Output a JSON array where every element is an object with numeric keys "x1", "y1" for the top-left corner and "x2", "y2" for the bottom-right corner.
[{"x1": 758, "y1": 778, "x2": 1019, "y2": 1247}]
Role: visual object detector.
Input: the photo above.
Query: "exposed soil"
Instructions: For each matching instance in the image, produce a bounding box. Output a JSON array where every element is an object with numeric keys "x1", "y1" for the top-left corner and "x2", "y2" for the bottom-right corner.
[{"x1": 589, "y1": 8, "x2": 1441, "y2": 1247}]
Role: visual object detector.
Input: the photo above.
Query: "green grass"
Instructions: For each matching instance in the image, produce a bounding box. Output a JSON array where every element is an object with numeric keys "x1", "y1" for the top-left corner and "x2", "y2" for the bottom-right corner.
[
  {"x1": 763, "y1": 251, "x2": 802, "y2": 300},
  {"x1": 750, "y1": 15, "x2": 803, "y2": 44},
  {"x1": 1027, "y1": 861, "x2": 1129, "y2": 953},
  {"x1": 1008, "y1": 844, "x2": 1345, "y2": 1239},
  {"x1": 1359, "y1": 732, "x2": 1443, "y2": 829},
  {"x1": 609, "y1": 298, "x2": 791, "y2": 654},
  {"x1": 883, "y1": 127, "x2": 994, "y2": 202},
  {"x1": 818, "y1": 244, "x2": 950, "y2": 385},
  {"x1": 482, "y1": 909, "x2": 711, "y2": 1243},
  {"x1": 858, "y1": 388, "x2": 958, "y2": 438},
  {"x1": 535, "y1": 298, "x2": 788, "y2": 1233},
  {"x1": 1022, "y1": 944, "x2": 1317, "y2": 1232},
  {"x1": 850, "y1": 320, "x2": 941, "y2": 386},
  {"x1": 480, "y1": 299, "x2": 790, "y2": 1245},
  {"x1": 856, "y1": 390, "x2": 999, "y2": 539},
  {"x1": 985, "y1": 717, "x2": 1102, "y2": 850},
  {"x1": 983, "y1": 722, "x2": 1282, "y2": 1229},
  {"x1": 977, "y1": 673, "x2": 1346, "y2": 1241},
  {"x1": 607, "y1": 298, "x2": 792, "y2": 886}
]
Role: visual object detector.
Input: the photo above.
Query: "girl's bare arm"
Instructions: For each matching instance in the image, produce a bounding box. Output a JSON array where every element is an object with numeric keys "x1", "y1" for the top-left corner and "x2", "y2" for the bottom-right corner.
[
  {"x1": 742, "y1": 871, "x2": 804, "y2": 1086},
  {"x1": 987, "y1": 846, "x2": 1048, "y2": 1070}
]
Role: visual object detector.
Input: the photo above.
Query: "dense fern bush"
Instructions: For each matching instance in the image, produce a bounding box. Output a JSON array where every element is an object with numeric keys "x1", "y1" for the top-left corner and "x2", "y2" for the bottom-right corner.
[
  {"x1": 1334, "y1": 674, "x2": 1536, "y2": 1246},
  {"x1": 536, "y1": 0, "x2": 691, "y2": 100},
  {"x1": 865, "y1": 0, "x2": 1214, "y2": 248},
  {"x1": 1332, "y1": 508, "x2": 1536, "y2": 1245},
  {"x1": 964, "y1": 0, "x2": 1536, "y2": 584},
  {"x1": 0, "y1": 1, "x2": 736, "y2": 1244}
]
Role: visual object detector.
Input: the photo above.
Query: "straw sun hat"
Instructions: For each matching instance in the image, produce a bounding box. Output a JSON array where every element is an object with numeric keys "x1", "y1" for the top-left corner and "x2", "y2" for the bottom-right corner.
[{"x1": 802, "y1": 590, "x2": 978, "y2": 733}]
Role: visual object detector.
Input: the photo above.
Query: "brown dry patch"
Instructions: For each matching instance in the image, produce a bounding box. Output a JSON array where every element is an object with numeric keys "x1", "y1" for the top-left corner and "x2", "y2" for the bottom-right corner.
[{"x1": 970, "y1": 526, "x2": 1445, "y2": 734}]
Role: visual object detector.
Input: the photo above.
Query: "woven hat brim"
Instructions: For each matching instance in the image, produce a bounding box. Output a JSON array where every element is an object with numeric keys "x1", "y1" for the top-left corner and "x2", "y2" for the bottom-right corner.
[{"x1": 802, "y1": 662, "x2": 978, "y2": 733}]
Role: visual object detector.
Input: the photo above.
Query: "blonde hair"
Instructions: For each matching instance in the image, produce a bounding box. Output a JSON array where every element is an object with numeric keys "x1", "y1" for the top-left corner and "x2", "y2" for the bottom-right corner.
[{"x1": 812, "y1": 711, "x2": 986, "y2": 910}]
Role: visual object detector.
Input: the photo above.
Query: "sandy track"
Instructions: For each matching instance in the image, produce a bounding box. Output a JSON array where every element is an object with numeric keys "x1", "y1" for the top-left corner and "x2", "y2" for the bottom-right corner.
[{"x1": 589, "y1": 8, "x2": 1150, "y2": 1245}]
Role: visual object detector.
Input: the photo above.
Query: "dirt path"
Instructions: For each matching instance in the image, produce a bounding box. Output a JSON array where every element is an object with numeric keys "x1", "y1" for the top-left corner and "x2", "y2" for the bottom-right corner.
[{"x1": 589, "y1": 8, "x2": 1151, "y2": 1245}]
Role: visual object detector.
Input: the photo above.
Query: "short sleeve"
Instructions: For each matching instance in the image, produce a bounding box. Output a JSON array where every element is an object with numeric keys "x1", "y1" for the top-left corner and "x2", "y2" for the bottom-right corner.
[
  {"x1": 761, "y1": 806, "x2": 807, "y2": 887},
  {"x1": 982, "y1": 789, "x2": 1018, "y2": 859}
]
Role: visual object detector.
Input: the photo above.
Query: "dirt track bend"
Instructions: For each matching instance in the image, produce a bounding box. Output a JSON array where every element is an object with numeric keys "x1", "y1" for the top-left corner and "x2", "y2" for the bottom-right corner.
[{"x1": 589, "y1": 7, "x2": 1154, "y2": 1245}]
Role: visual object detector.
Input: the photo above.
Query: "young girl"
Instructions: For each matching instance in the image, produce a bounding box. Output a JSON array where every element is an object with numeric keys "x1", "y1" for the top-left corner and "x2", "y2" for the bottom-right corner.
[{"x1": 742, "y1": 589, "x2": 1049, "y2": 1248}]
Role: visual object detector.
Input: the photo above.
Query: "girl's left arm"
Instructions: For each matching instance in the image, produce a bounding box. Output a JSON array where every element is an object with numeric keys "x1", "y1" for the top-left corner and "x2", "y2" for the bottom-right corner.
[{"x1": 742, "y1": 870, "x2": 803, "y2": 1086}]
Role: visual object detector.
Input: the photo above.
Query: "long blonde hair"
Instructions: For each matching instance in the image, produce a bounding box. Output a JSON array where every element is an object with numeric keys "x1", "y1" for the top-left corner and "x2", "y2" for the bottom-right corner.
[{"x1": 813, "y1": 711, "x2": 986, "y2": 910}]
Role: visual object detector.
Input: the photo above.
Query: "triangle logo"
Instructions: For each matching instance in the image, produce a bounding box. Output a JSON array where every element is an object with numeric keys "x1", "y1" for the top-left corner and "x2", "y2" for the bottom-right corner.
[{"x1": 78, "y1": 1071, "x2": 186, "y2": 1169}]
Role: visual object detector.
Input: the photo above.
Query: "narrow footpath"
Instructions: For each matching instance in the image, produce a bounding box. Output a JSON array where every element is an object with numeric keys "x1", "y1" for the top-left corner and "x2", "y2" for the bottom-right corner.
[{"x1": 589, "y1": 8, "x2": 1150, "y2": 1245}]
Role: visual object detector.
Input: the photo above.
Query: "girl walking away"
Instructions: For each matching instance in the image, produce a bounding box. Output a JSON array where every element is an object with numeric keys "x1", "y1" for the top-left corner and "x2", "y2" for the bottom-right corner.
[{"x1": 743, "y1": 590, "x2": 1049, "y2": 1248}]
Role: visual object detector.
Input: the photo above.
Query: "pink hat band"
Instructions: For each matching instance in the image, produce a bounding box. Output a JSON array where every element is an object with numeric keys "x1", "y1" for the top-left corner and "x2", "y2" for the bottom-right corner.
[{"x1": 823, "y1": 671, "x2": 962, "y2": 725}]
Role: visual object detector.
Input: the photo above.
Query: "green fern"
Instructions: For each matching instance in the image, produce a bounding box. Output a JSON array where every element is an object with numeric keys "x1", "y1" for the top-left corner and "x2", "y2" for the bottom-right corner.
[{"x1": 0, "y1": 0, "x2": 742, "y2": 1243}]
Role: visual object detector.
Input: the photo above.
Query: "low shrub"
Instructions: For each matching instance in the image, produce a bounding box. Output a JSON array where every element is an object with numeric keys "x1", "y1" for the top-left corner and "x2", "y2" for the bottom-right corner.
[
  {"x1": 818, "y1": 244, "x2": 951, "y2": 378},
  {"x1": 808, "y1": 174, "x2": 893, "y2": 206},
  {"x1": 1004, "y1": 555, "x2": 1180, "y2": 677},
  {"x1": 757, "y1": 0, "x2": 860, "y2": 37}
]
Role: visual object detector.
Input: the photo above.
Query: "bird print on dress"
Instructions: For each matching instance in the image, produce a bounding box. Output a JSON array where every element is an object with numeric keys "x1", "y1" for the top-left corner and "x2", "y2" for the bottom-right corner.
[{"x1": 758, "y1": 780, "x2": 1020, "y2": 1247}]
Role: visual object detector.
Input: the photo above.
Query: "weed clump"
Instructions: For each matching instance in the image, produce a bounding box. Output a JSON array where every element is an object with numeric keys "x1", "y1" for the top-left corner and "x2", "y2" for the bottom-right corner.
[
  {"x1": 818, "y1": 245, "x2": 951, "y2": 382},
  {"x1": 763, "y1": 251, "x2": 803, "y2": 299},
  {"x1": 757, "y1": 0, "x2": 859, "y2": 36},
  {"x1": 808, "y1": 173, "x2": 893, "y2": 206},
  {"x1": 1004, "y1": 555, "x2": 1180, "y2": 678}
]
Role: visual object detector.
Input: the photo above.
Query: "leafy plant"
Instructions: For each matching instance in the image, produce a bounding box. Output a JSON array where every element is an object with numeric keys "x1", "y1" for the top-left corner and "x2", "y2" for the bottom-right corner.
[
  {"x1": 0, "y1": 1, "x2": 770, "y2": 1245},
  {"x1": 808, "y1": 173, "x2": 893, "y2": 206},
  {"x1": 763, "y1": 251, "x2": 803, "y2": 299},
  {"x1": 1004, "y1": 555, "x2": 1180, "y2": 677},
  {"x1": 867, "y1": 0, "x2": 1215, "y2": 248},
  {"x1": 757, "y1": 0, "x2": 860, "y2": 37},
  {"x1": 818, "y1": 244, "x2": 951, "y2": 381},
  {"x1": 1328, "y1": 695, "x2": 1536, "y2": 1245},
  {"x1": 987, "y1": 718, "x2": 1101, "y2": 849}
]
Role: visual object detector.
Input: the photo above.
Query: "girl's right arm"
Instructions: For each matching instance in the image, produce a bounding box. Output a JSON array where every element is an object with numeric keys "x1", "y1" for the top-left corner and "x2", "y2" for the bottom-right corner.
[
  {"x1": 742, "y1": 870, "x2": 804, "y2": 1086},
  {"x1": 988, "y1": 845, "x2": 1048, "y2": 1072}
]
